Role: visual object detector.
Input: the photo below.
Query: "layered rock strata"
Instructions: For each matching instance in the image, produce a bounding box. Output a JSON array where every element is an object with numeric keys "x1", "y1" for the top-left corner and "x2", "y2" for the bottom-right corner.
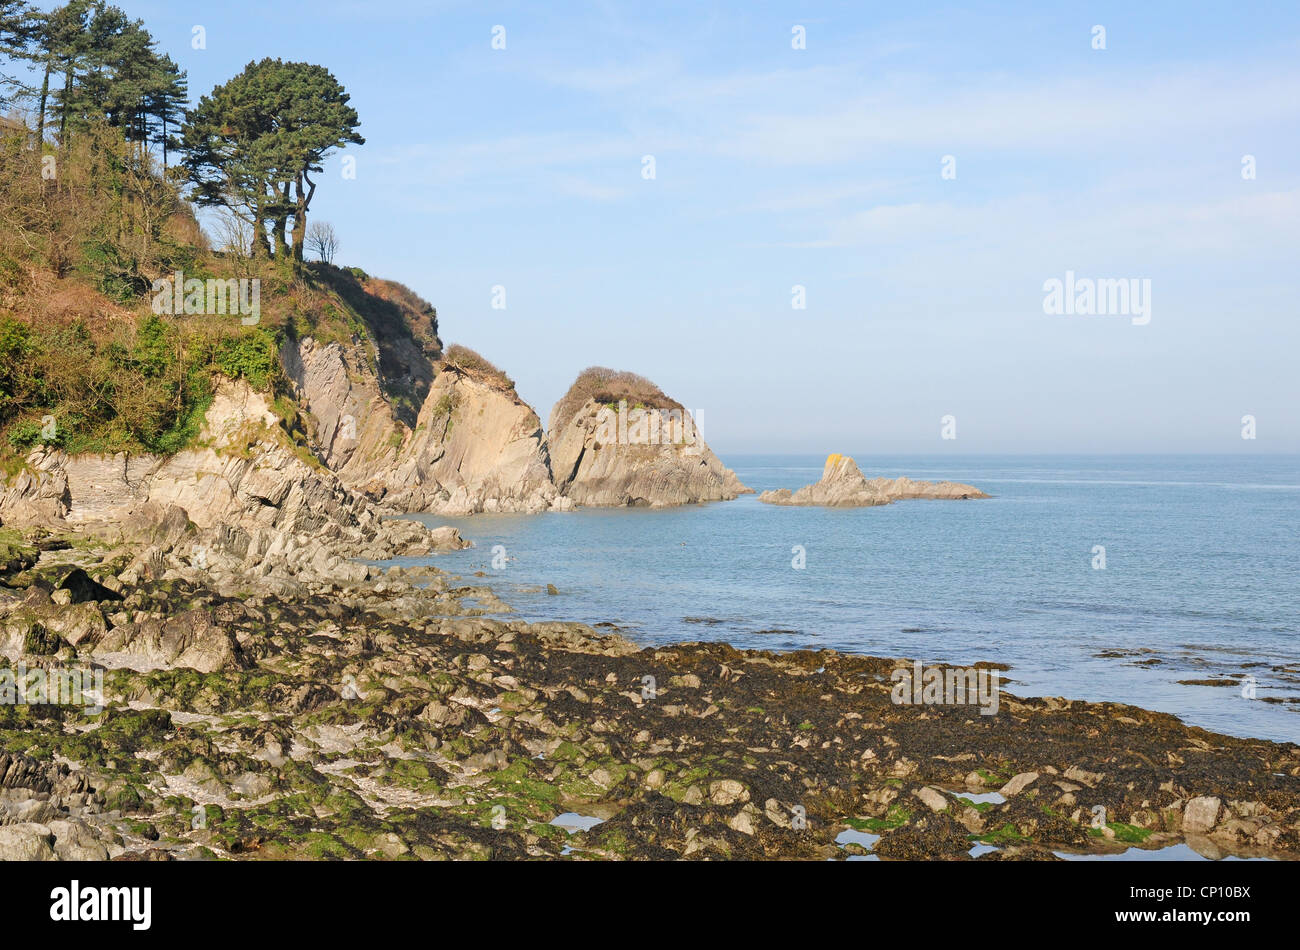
[{"x1": 547, "y1": 368, "x2": 749, "y2": 507}]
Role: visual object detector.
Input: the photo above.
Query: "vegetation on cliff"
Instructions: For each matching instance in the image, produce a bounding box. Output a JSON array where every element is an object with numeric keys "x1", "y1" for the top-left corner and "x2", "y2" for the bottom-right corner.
[
  {"x1": 441, "y1": 343, "x2": 514, "y2": 391},
  {"x1": 0, "y1": 2, "x2": 438, "y2": 470},
  {"x1": 551, "y1": 366, "x2": 683, "y2": 431}
]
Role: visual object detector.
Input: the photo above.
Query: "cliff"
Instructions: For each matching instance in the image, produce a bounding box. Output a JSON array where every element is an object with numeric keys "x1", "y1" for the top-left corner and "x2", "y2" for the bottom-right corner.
[
  {"x1": 0, "y1": 380, "x2": 465, "y2": 594},
  {"x1": 759, "y1": 453, "x2": 987, "y2": 507},
  {"x1": 547, "y1": 367, "x2": 750, "y2": 507},
  {"x1": 284, "y1": 336, "x2": 560, "y2": 515}
]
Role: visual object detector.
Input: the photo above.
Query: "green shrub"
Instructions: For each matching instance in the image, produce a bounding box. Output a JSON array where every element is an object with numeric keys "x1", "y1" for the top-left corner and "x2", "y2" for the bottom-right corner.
[
  {"x1": 6, "y1": 418, "x2": 48, "y2": 451},
  {"x1": 213, "y1": 326, "x2": 281, "y2": 391}
]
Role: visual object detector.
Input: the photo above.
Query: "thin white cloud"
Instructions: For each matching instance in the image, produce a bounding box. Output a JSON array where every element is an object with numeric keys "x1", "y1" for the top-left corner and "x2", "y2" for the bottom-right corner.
[{"x1": 720, "y1": 66, "x2": 1300, "y2": 164}]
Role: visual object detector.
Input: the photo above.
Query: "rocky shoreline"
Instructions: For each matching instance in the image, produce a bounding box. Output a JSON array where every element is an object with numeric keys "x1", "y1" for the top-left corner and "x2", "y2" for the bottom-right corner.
[{"x1": 2, "y1": 519, "x2": 1298, "y2": 861}]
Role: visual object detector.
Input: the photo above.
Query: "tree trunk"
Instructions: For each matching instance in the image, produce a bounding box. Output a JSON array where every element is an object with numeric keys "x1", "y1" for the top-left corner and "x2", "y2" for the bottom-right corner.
[
  {"x1": 250, "y1": 195, "x2": 271, "y2": 259},
  {"x1": 291, "y1": 170, "x2": 316, "y2": 262},
  {"x1": 36, "y1": 60, "x2": 50, "y2": 145},
  {"x1": 253, "y1": 218, "x2": 272, "y2": 259},
  {"x1": 270, "y1": 182, "x2": 290, "y2": 258},
  {"x1": 59, "y1": 66, "x2": 71, "y2": 148}
]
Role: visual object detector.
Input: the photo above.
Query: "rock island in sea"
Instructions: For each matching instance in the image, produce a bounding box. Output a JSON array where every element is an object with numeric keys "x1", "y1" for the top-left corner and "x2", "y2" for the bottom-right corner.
[{"x1": 760, "y1": 453, "x2": 988, "y2": 507}]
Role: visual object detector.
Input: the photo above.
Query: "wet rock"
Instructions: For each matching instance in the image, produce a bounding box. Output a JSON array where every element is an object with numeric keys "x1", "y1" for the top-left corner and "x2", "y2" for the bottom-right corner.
[
  {"x1": 915, "y1": 786, "x2": 950, "y2": 812},
  {"x1": 876, "y1": 813, "x2": 973, "y2": 860},
  {"x1": 1001, "y1": 772, "x2": 1039, "y2": 796},
  {"x1": 709, "y1": 780, "x2": 748, "y2": 806},
  {"x1": 3, "y1": 508, "x2": 1300, "y2": 862},
  {"x1": 1184, "y1": 796, "x2": 1223, "y2": 834}
]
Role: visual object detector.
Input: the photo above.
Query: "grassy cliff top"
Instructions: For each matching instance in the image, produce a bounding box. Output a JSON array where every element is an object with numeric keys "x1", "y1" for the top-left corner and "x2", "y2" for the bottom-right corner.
[
  {"x1": 551, "y1": 367, "x2": 684, "y2": 431},
  {"x1": 440, "y1": 343, "x2": 516, "y2": 392}
]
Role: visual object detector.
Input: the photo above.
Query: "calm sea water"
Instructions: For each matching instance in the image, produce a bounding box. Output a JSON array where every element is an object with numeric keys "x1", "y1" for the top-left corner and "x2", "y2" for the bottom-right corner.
[{"x1": 403, "y1": 455, "x2": 1300, "y2": 743}]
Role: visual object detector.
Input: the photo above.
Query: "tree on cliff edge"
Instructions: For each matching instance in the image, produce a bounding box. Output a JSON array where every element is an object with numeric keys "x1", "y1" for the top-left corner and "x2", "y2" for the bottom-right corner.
[{"x1": 179, "y1": 58, "x2": 362, "y2": 262}]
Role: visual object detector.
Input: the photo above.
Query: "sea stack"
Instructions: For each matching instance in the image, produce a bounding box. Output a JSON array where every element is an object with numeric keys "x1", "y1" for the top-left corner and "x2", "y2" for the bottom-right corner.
[
  {"x1": 386, "y1": 346, "x2": 562, "y2": 514},
  {"x1": 759, "y1": 453, "x2": 987, "y2": 507},
  {"x1": 547, "y1": 367, "x2": 750, "y2": 507}
]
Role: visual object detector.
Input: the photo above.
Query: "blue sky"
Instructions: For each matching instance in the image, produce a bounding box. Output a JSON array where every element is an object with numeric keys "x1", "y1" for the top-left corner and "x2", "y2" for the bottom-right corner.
[{"x1": 35, "y1": 1, "x2": 1300, "y2": 453}]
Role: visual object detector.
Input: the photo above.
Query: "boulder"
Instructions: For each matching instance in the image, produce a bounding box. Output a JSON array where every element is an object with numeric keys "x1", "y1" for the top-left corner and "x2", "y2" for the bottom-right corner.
[
  {"x1": 1183, "y1": 796, "x2": 1223, "y2": 834},
  {"x1": 93, "y1": 608, "x2": 243, "y2": 673},
  {"x1": 0, "y1": 823, "x2": 56, "y2": 861},
  {"x1": 57, "y1": 567, "x2": 125, "y2": 605},
  {"x1": 1000, "y1": 771, "x2": 1040, "y2": 797}
]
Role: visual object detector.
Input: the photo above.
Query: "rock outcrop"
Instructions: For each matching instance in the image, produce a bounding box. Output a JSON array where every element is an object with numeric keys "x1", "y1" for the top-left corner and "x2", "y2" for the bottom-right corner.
[
  {"x1": 285, "y1": 337, "x2": 559, "y2": 515},
  {"x1": 547, "y1": 367, "x2": 750, "y2": 507},
  {"x1": 0, "y1": 380, "x2": 466, "y2": 593},
  {"x1": 759, "y1": 454, "x2": 987, "y2": 507},
  {"x1": 380, "y1": 355, "x2": 560, "y2": 514}
]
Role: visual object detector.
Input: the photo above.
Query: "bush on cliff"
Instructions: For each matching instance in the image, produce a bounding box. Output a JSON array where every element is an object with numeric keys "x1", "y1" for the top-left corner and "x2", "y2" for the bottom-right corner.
[
  {"x1": 442, "y1": 343, "x2": 514, "y2": 390},
  {"x1": 552, "y1": 367, "x2": 683, "y2": 428}
]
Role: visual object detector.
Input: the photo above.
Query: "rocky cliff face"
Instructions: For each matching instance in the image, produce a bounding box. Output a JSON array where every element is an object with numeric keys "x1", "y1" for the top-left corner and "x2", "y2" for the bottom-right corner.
[
  {"x1": 0, "y1": 380, "x2": 465, "y2": 593},
  {"x1": 284, "y1": 337, "x2": 560, "y2": 515},
  {"x1": 759, "y1": 454, "x2": 987, "y2": 507},
  {"x1": 381, "y1": 360, "x2": 560, "y2": 515},
  {"x1": 280, "y1": 287, "x2": 746, "y2": 514},
  {"x1": 547, "y1": 368, "x2": 749, "y2": 507},
  {"x1": 280, "y1": 334, "x2": 407, "y2": 490}
]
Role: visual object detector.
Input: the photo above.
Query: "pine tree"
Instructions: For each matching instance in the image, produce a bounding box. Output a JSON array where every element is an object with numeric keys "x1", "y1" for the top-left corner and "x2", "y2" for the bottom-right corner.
[
  {"x1": 180, "y1": 58, "x2": 362, "y2": 262},
  {"x1": 0, "y1": 1, "x2": 38, "y2": 112},
  {"x1": 145, "y1": 53, "x2": 186, "y2": 167}
]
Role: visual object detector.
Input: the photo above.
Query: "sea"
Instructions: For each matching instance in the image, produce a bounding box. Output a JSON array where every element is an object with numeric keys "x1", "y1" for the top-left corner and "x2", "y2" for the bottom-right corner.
[{"x1": 403, "y1": 455, "x2": 1300, "y2": 744}]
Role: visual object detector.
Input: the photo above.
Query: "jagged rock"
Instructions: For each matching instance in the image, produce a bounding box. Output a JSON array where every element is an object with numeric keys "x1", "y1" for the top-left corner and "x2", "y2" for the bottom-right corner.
[
  {"x1": 285, "y1": 338, "x2": 558, "y2": 515},
  {"x1": 547, "y1": 367, "x2": 749, "y2": 507},
  {"x1": 0, "y1": 586, "x2": 106, "y2": 654},
  {"x1": 759, "y1": 454, "x2": 987, "y2": 508},
  {"x1": 49, "y1": 819, "x2": 111, "y2": 861},
  {"x1": 0, "y1": 464, "x2": 69, "y2": 526},
  {"x1": 0, "y1": 381, "x2": 467, "y2": 586},
  {"x1": 93, "y1": 608, "x2": 243, "y2": 673}
]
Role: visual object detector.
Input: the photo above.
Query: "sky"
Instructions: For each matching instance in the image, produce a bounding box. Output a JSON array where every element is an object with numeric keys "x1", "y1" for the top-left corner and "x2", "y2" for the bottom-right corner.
[{"x1": 28, "y1": 1, "x2": 1300, "y2": 453}]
